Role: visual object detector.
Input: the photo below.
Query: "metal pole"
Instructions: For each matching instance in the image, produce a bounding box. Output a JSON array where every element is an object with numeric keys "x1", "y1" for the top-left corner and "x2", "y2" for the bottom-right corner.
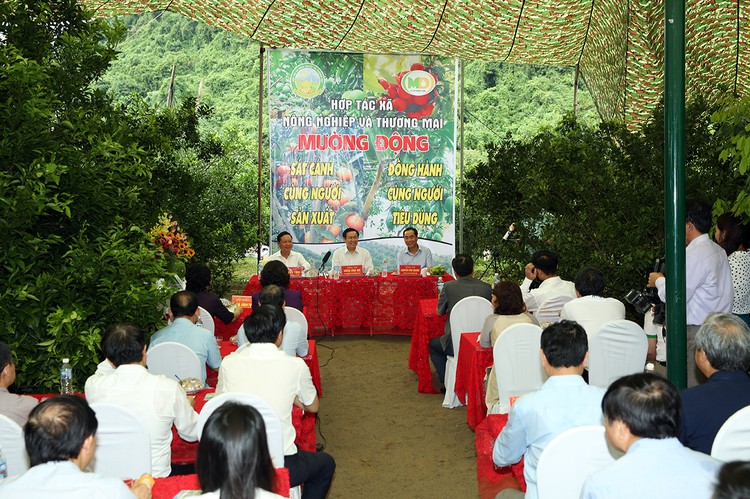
[
  {"x1": 573, "y1": 64, "x2": 579, "y2": 117},
  {"x1": 664, "y1": 0, "x2": 687, "y2": 388},
  {"x1": 257, "y1": 44, "x2": 265, "y2": 271},
  {"x1": 459, "y1": 59, "x2": 465, "y2": 254}
]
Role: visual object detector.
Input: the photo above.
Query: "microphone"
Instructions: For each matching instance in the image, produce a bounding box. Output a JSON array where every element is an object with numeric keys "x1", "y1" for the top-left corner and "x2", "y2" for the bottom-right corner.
[
  {"x1": 318, "y1": 250, "x2": 332, "y2": 273},
  {"x1": 502, "y1": 223, "x2": 515, "y2": 241}
]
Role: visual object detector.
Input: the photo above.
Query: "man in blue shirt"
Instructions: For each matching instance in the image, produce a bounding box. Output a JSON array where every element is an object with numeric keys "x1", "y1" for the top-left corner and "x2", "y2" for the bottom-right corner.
[
  {"x1": 581, "y1": 373, "x2": 720, "y2": 499},
  {"x1": 150, "y1": 290, "x2": 221, "y2": 383},
  {"x1": 679, "y1": 312, "x2": 750, "y2": 454},
  {"x1": 493, "y1": 321, "x2": 605, "y2": 499},
  {"x1": 397, "y1": 227, "x2": 433, "y2": 270}
]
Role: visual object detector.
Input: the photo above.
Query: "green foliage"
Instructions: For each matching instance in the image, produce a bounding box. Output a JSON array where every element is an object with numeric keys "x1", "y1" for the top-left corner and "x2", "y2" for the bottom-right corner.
[{"x1": 712, "y1": 95, "x2": 750, "y2": 218}]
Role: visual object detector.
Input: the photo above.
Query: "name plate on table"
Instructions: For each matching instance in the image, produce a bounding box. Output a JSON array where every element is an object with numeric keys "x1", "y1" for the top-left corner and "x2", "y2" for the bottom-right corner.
[
  {"x1": 231, "y1": 295, "x2": 253, "y2": 307},
  {"x1": 340, "y1": 265, "x2": 364, "y2": 276},
  {"x1": 399, "y1": 265, "x2": 422, "y2": 277},
  {"x1": 288, "y1": 266, "x2": 304, "y2": 278}
]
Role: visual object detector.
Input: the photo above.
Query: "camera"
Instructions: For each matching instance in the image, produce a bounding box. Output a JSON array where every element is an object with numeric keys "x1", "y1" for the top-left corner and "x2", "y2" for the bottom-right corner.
[{"x1": 624, "y1": 258, "x2": 666, "y2": 325}]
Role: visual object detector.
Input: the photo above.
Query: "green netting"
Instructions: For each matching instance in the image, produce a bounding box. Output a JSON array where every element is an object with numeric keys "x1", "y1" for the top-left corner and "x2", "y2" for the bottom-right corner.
[{"x1": 82, "y1": 0, "x2": 749, "y2": 125}]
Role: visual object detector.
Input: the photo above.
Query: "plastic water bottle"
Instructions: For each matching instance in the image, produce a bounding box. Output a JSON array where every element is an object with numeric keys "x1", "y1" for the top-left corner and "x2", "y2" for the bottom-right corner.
[
  {"x1": 381, "y1": 259, "x2": 388, "y2": 278},
  {"x1": 0, "y1": 447, "x2": 7, "y2": 480},
  {"x1": 60, "y1": 358, "x2": 73, "y2": 395},
  {"x1": 437, "y1": 277, "x2": 444, "y2": 294}
]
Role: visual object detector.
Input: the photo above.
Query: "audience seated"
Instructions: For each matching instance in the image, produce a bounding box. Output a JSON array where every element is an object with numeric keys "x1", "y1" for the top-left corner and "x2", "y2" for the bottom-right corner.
[
  {"x1": 186, "y1": 263, "x2": 243, "y2": 325},
  {"x1": 429, "y1": 254, "x2": 492, "y2": 391},
  {"x1": 560, "y1": 267, "x2": 625, "y2": 337},
  {"x1": 217, "y1": 305, "x2": 335, "y2": 498},
  {"x1": 150, "y1": 290, "x2": 222, "y2": 383},
  {"x1": 0, "y1": 341, "x2": 38, "y2": 427},
  {"x1": 251, "y1": 260, "x2": 304, "y2": 312},
  {"x1": 580, "y1": 372, "x2": 720, "y2": 499},
  {"x1": 520, "y1": 250, "x2": 576, "y2": 314},
  {"x1": 479, "y1": 281, "x2": 536, "y2": 409},
  {"x1": 195, "y1": 402, "x2": 284, "y2": 499},
  {"x1": 493, "y1": 321, "x2": 605, "y2": 499},
  {"x1": 679, "y1": 313, "x2": 750, "y2": 454},
  {"x1": 714, "y1": 213, "x2": 750, "y2": 328},
  {"x1": 0, "y1": 395, "x2": 150, "y2": 498},
  {"x1": 240, "y1": 284, "x2": 307, "y2": 357},
  {"x1": 85, "y1": 324, "x2": 199, "y2": 478},
  {"x1": 713, "y1": 461, "x2": 750, "y2": 499}
]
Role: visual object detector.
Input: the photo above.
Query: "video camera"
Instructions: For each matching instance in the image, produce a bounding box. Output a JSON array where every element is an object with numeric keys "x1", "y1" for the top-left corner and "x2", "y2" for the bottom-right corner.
[{"x1": 624, "y1": 257, "x2": 666, "y2": 326}]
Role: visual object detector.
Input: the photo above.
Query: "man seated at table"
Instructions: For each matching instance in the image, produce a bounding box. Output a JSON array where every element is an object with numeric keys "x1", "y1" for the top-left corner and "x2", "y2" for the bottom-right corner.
[
  {"x1": 85, "y1": 324, "x2": 199, "y2": 478},
  {"x1": 521, "y1": 250, "x2": 576, "y2": 314},
  {"x1": 397, "y1": 227, "x2": 433, "y2": 271},
  {"x1": 0, "y1": 395, "x2": 150, "y2": 498},
  {"x1": 679, "y1": 312, "x2": 750, "y2": 455},
  {"x1": 251, "y1": 260, "x2": 304, "y2": 311},
  {"x1": 331, "y1": 228, "x2": 373, "y2": 274},
  {"x1": 268, "y1": 231, "x2": 312, "y2": 274},
  {"x1": 429, "y1": 254, "x2": 492, "y2": 392},
  {"x1": 150, "y1": 290, "x2": 222, "y2": 384},
  {"x1": 493, "y1": 321, "x2": 605, "y2": 499},
  {"x1": 240, "y1": 284, "x2": 308, "y2": 357},
  {"x1": 559, "y1": 267, "x2": 625, "y2": 337},
  {"x1": 580, "y1": 373, "x2": 721, "y2": 499},
  {"x1": 0, "y1": 341, "x2": 38, "y2": 427},
  {"x1": 217, "y1": 305, "x2": 335, "y2": 499}
]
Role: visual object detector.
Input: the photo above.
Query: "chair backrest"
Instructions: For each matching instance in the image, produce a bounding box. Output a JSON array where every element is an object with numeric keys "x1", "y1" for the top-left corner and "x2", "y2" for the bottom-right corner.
[
  {"x1": 0, "y1": 414, "x2": 29, "y2": 477},
  {"x1": 588, "y1": 320, "x2": 648, "y2": 388},
  {"x1": 197, "y1": 307, "x2": 215, "y2": 334},
  {"x1": 711, "y1": 405, "x2": 750, "y2": 461},
  {"x1": 147, "y1": 341, "x2": 202, "y2": 381},
  {"x1": 493, "y1": 323, "x2": 546, "y2": 413},
  {"x1": 89, "y1": 403, "x2": 152, "y2": 479},
  {"x1": 285, "y1": 307, "x2": 309, "y2": 338},
  {"x1": 535, "y1": 295, "x2": 575, "y2": 324},
  {"x1": 536, "y1": 425, "x2": 623, "y2": 499},
  {"x1": 197, "y1": 392, "x2": 285, "y2": 468},
  {"x1": 449, "y1": 296, "x2": 493, "y2": 355}
]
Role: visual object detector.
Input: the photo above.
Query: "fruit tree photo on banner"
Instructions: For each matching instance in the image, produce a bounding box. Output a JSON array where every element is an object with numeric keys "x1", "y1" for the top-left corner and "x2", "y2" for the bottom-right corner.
[{"x1": 268, "y1": 50, "x2": 456, "y2": 271}]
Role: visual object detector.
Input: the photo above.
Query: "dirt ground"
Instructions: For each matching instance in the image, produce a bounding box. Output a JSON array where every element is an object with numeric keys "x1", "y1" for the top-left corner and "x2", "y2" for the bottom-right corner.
[{"x1": 313, "y1": 334, "x2": 479, "y2": 498}]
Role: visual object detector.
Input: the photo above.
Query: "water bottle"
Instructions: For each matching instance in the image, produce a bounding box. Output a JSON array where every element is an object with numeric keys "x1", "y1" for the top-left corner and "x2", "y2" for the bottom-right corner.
[
  {"x1": 0, "y1": 447, "x2": 7, "y2": 480},
  {"x1": 60, "y1": 358, "x2": 73, "y2": 395},
  {"x1": 437, "y1": 276, "x2": 444, "y2": 294},
  {"x1": 381, "y1": 259, "x2": 388, "y2": 278}
]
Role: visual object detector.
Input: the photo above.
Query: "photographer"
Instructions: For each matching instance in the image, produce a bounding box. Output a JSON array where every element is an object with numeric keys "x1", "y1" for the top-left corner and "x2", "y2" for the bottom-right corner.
[{"x1": 647, "y1": 199, "x2": 733, "y2": 386}]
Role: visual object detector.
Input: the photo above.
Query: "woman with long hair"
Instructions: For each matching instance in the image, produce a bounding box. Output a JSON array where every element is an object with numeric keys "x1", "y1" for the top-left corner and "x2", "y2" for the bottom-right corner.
[
  {"x1": 715, "y1": 213, "x2": 750, "y2": 327},
  {"x1": 251, "y1": 260, "x2": 304, "y2": 312}
]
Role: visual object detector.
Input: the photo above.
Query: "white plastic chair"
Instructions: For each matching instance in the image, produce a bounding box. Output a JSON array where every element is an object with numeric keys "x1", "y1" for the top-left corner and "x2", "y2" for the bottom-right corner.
[
  {"x1": 197, "y1": 306, "x2": 215, "y2": 334},
  {"x1": 492, "y1": 323, "x2": 546, "y2": 414},
  {"x1": 535, "y1": 295, "x2": 574, "y2": 324},
  {"x1": 0, "y1": 414, "x2": 29, "y2": 477},
  {"x1": 147, "y1": 341, "x2": 202, "y2": 381},
  {"x1": 89, "y1": 403, "x2": 152, "y2": 479},
  {"x1": 285, "y1": 307, "x2": 309, "y2": 338},
  {"x1": 536, "y1": 425, "x2": 623, "y2": 499},
  {"x1": 588, "y1": 320, "x2": 648, "y2": 388},
  {"x1": 197, "y1": 393, "x2": 285, "y2": 469},
  {"x1": 711, "y1": 405, "x2": 750, "y2": 461},
  {"x1": 443, "y1": 296, "x2": 494, "y2": 408}
]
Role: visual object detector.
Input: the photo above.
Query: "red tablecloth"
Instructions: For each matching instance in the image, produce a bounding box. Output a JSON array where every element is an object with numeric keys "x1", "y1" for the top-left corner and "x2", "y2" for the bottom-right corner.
[
  {"x1": 207, "y1": 340, "x2": 322, "y2": 397},
  {"x1": 213, "y1": 308, "x2": 251, "y2": 341},
  {"x1": 455, "y1": 332, "x2": 494, "y2": 429},
  {"x1": 475, "y1": 414, "x2": 526, "y2": 499},
  {"x1": 407, "y1": 298, "x2": 447, "y2": 394},
  {"x1": 152, "y1": 470, "x2": 290, "y2": 498},
  {"x1": 243, "y1": 274, "x2": 441, "y2": 331}
]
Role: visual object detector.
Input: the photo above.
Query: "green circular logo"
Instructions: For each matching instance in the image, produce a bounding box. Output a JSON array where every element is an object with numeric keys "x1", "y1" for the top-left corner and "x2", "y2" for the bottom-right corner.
[{"x1": 290, "y1": 63, "x2": 325, "y2": 99}]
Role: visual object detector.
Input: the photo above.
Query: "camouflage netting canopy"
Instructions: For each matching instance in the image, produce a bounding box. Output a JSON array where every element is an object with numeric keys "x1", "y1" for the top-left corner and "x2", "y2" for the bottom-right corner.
[{"x1": 85, "y1": 0, "x2": 749, "y2": 125}]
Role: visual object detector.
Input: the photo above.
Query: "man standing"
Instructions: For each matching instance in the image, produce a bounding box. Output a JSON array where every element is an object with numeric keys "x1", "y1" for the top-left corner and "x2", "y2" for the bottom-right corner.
[
  {"x1": 429, "y1": 254, "x2": 492, "y2": 390},
  {"x1": 0, "y1": 395, "x2": 150, "y2": 498},
  {"x1": 649, "y1": 199, "x2": 733, "y2": 386},
  {"x1": 217, "y1": 305, "x2": 335, "y2": 499},
  {"x1": 85, "y1": 324, "x2": 199, "y2": 478},
  {"x1": 331, "y1": 228, "x2": 373, "y2": 274},
  {"x1": 580, "y1": 373, "x2": 720, "y2": 499},
  {"x1": 521, "y1": 250, "x2": 576, "y2": 314},
  {"x1": 397, "y1": 227, "x2": 433, "y2": 270},
  {"x1": 679, "y1": 313, "x2": 750, "y2": 454},
  {"x1": 149, "y1": 290, "x2": 221, "y2": 384},
  {"x1": 493, "y1": 321, "x2": 605, "y2": 499},
  {"x1": 0, "y1": 341, "x2": 38, "y2": 427},
  {"x1": 560, "y1": 267, "x2": 625, "y2": 337}
]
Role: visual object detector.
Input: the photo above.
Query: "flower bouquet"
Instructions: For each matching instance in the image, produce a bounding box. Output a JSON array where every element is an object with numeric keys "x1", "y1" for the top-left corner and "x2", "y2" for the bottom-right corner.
[{"x1": 149, "y1": 213, "x2": 194, "y2": 279}]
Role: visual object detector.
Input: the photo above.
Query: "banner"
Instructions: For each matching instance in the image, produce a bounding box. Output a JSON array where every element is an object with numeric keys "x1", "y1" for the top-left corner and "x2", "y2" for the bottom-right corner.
[{"x1": 268, "y1": 50, "x2": 456, "y2": 270}]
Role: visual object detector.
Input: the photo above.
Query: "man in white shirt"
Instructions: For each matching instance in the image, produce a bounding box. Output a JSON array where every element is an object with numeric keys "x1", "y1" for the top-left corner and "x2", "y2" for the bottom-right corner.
[
  {"x1": 521, "y1": 250, "x2": 576, "y2": 313},
  {"x1": 560, "y1": 267, "x2": 625, "y2": 337},
  {"x1": 85, "y1": 324, "x2": 199, "y2": 478},
  {"x1": 331, "y1": 228, "x2": 373, "y2": 274},
  {"x1": 648, "y1": 199, "x2": 733, "y2": 386},
  {"x1": 397, "y1": 226, "x2": 433, "y2": 270},
  {"x1": 237, "y1": 284, "x2": 308, "y2": 357},
  {"x1": 217, "y1": 305, "x2": 335, "y2": 498},
  {"x1": 0, "y1": 395, "x2": 149, "y2": 498},
  {"x1": 0, "y1": 341, "x2": 38, "y2": 427},
  {"x1": 268, "y1": 231, "x2": 311, "y2": 273}
]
